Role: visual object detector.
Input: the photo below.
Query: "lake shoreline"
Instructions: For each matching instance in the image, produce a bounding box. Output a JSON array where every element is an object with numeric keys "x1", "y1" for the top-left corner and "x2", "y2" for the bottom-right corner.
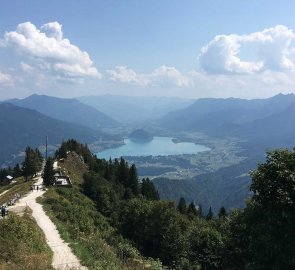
[{"x1": 96, "y1": 136, "x2": 210, "y2": 160}]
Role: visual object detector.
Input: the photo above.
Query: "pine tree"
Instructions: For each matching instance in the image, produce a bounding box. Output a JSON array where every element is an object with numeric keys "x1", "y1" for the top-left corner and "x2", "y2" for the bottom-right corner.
[
  {"x1": 206, "y1": 206, "x2": 213, "y2": 220},
  {"x1": 58, "y1": 142, "x2": 68, "y2": 158},
  {"x1": 141, "y1": 178, "x2": 160, "y2": 200},
  {"x1": 13, "y1": 163, "x2": 22, "y2": 178},
  {"x1": 43, "y1": 157, "x2": 55, "y2": 186},
  {"x1": 128, "y1": 164, "x2": 139, "y2": 195},
  {"x1": 118, "y1": 157, "x2": 129, "y2": 186},
  {"x1": 177, "y1": 197, "x2": 187, "y2": 214},
  {"x1": 22, "y1": 147, "x2": 36, "y2": 180},
  {"x1": 197, "y1": 204, "x2": 203, "y2": 218},
  {"x1": 218, "y1": 206, "x2": 227, "y2": 218},
  {"x1": 33, "y1": 148, "x2": 43, "y2": 173},
  {"x1": 187, "y1": 201, "x2": 198, "y2": 216}
]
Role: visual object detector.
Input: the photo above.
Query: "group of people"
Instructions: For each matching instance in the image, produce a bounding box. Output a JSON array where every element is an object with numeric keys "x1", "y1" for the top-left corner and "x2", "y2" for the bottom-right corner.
[
  {"x1": 30, "y1": 185, "x2": 43, "y2": 192},
  {"x1": 0, "y1": 193, "x2": 20, "y2": 219},
  {"x1": 7, "y1": 193, "x2": 21, "y2": 206}
]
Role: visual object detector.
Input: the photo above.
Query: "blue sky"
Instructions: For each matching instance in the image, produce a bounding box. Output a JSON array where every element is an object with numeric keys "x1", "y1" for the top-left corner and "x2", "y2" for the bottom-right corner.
[{"x1": 1, "y1": 0, "x2": 295, "y2": 99}]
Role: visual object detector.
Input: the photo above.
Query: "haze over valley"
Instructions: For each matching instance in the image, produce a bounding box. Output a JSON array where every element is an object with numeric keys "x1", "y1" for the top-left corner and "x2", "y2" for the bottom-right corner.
[
  {"x1": 2, "y1": 93, "x2": 295, "y2": 212},
  {"x1": 1, "y1": 1, "x2": 295, "y2": 269}
]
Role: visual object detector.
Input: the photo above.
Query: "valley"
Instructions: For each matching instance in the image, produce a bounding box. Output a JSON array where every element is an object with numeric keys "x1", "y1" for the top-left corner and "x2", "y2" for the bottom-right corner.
[
  {"x1": 111, "y1": 132, "x2": 246, "y2": 180},
  {"x1": 2, "y1": 6, "x2": 295, "y2": 269},
  {"x1": 2, "y1": 93, "x2": 295, "y2": 214}
]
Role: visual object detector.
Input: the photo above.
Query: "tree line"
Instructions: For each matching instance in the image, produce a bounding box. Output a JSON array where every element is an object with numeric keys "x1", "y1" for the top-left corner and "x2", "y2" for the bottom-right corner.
[
  {"x1": 49, "y1": 140, "x2": 295, "y2": 269},
  {"x1": 1, "y1": 147, "x2": 43, "y2": 182}
]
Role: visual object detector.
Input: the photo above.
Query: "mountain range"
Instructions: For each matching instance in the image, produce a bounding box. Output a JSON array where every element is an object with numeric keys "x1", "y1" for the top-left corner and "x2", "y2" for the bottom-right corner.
[
  {"x1": 159, "y1": 93, "x2": 295, "y2": 144},
  {"x1": 8, "y1": 94, "x2": 119, "y2": 129},
  {"x1": 78, "y1": 95, "x2": 194, "y2": 124},
  {"x1": 0, "y1": 103, "x2": 111, "y2": 166}
]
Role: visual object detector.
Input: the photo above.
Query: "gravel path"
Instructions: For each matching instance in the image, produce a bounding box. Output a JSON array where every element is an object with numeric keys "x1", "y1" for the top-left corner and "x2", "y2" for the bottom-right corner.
[{"x1": 10, "y1": 176, "x2": 87, "y2": 270}]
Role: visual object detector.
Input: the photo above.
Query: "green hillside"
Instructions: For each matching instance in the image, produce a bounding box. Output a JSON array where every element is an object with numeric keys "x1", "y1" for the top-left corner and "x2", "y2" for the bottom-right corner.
[
  {"x1": 38, "y1": 140, "x2": 295, "y2": 269},
  {"x1": 0, "y1": 103, "x2": 109, "y2": 166}
]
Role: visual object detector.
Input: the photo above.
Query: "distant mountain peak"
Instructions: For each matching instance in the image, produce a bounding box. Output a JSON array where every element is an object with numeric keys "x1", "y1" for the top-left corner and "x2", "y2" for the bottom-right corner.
[{"x1": 8, "y1": 94, "x2": 119, "y2": 128}]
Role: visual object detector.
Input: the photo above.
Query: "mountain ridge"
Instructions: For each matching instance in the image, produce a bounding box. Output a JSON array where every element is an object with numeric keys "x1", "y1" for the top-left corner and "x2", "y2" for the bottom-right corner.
[
  {"x1": 158, "y1": 93, "x2": 295, "y2": 137},
  {"x1": 0, "y1": 103, "x2": 109, "y2": 166},
  {"x1": 7, "y1": 94, "x2": 119, "y2": 129}
]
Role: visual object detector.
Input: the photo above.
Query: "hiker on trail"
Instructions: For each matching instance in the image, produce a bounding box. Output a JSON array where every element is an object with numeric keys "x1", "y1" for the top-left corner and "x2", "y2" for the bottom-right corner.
[
  {"x1": 37, "y1": 185, "x2": 39, "y2": 191},
  {"x1": 30, "y1": 186, "x2": 33, "y2": 192},
  {"x1": 1, "y1": 207, "x2": 5, "y2": 218}
]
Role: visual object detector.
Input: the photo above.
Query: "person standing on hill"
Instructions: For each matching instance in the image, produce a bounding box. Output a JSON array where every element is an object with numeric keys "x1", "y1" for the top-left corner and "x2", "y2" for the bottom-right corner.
[{"x1": 1, "y1": 207, "x2": 5, "y2": 218}]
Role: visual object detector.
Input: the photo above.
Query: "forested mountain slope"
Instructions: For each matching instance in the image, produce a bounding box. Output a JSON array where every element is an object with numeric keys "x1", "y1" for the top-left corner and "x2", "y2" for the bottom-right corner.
[
  {"x1": 154, "y1": 158, "x2": 256, "y2": 213},
  {"x1": 40, "y1": 140, "x2": 295, "y2": 270},
  {"x1": 158, "y1": 93, "x2": 295, "y2": 137},
  {"x1": 0, "y1": 103, "x2": 106, "y2": 166}
]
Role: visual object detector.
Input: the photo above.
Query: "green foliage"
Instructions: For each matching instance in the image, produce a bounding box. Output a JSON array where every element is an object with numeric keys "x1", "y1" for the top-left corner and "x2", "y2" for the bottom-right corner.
[
  {"x1": 128, "y1": 164, "x2": 139, "y2": 195},
  {"x1": 187, "y1": 202, "x2": 198, "y2": 216},
  {"x1": 22, "y1": 147, "x2": 43, "y2": 180},
  {"x1": 41, "y1": 186, "x2": 164, "y2": 270},
  {"x1": 0, "y1": 213, "x2": 52, "y2": 270},
  {"x1": 245, "y1": 149, "x2": 295, "y2": 269},
  {"x1": 48, "y1": 141, "x2": 295, "y2": 269},
  {"x1": 206, "y1": 206, "x2": 213, "y2": 220},
  {"x1": 218, "y1": 207, "x2": 227, "y2": 219},
  {"x1": 189, "y1": 225, "x2": 225, "y2": 270},
  {"x1": 43, "y1": 157, "x2": 55, "y2": 186},
  {"x1": 0, "y1": 163, "x2": 23, "y2": 181},
  {"x1": 55, "y1": 139, "x2": 93, "y2": 164},
  {"x1": 83, "y1": 171, "x2": 121, "y2": 216},
  {"x1": 177, "y1": 197, "x2": 187, "y2": 214},
  {"x1": 141, "y1": 178, "x2": 160, "y2": 200},
  {"x1": 119, "y1": 198, "x2": 189, "y2": 267}
]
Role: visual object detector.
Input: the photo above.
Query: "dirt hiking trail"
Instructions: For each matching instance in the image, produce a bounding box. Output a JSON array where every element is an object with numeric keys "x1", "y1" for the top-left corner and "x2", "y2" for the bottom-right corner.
[{"x1": 9, "y1": 175, "x2": 87, "y2": 270}]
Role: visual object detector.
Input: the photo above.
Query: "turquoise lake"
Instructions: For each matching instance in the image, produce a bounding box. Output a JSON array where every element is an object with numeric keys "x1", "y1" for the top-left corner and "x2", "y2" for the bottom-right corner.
[{"x1": 97, "y1": 136, "x2": 210, "y2": 159}]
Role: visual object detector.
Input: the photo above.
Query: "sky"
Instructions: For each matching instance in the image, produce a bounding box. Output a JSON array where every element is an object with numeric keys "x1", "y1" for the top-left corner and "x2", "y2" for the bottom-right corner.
[{"x1": 1, "y1": 0, "x2": 295, "y2": 100}]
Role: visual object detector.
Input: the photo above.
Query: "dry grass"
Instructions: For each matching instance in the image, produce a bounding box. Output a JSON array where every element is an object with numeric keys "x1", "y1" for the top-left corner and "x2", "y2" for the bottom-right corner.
[
  {"x1": 0, "y1": 212, "x2": 53, "y2": 270},
  {"x1": 59, "y1": 152, "x2": 88, "y2": 185},
  {"x1": 0, "y1": 177, "x2": 32, "y2": 205}
]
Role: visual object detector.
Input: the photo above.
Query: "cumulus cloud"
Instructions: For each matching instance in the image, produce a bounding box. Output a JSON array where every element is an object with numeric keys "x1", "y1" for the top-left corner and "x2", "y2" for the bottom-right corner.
[
  {"x1": 3, "y1": 21, "x2": 101, "y2": 80},
  {"x1": 151, "y1": 66, "x2": 190, "y2": 87},
  {"x1": 199, "y1": 25, "x2": 295, "y2": 74},
  {"x1": 107, "y1": 66, "x2": 149, "y2": 86},
  {"x1": 107, "y1": 65, "x2": 190, "y2": 87},
  {"x1": 0, "y1": 71, "x2": 13, "y2": 86}
]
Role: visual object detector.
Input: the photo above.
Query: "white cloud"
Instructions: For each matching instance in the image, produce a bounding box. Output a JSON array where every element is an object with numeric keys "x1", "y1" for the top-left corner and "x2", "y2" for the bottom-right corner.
[
  {"x1": 107, "y1": 66, "x2": 149, "y2": 86},
  {"x1": 107, "y1": 65, "x2": 190, "y2": 87},
  {"x1": 199, "y1": 25, "x2": 295, "y2": 74},
  {"x1": 151, "y1": 66, "x2": 190, "y2": 87},
  {"x1": 3, "y1": 21, "x2": 101, "y2": 80},
  {"x1": 0, "y1": 71, "x2": 13, "y2": 86}
]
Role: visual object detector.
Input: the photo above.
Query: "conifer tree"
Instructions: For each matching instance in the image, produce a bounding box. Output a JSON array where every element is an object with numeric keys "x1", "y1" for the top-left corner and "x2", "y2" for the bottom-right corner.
[
  {"x1": 218, "y1": 206, "x2": 227, "y2": 218},
  {"x1": 197, "y1": 204, "x2": 203, "y2": 218},
  {"x1": 128, "y1": 164, "x2": 139, "y2": 195},
  {"x1": 141, "y1": 178, "x2": 160, "y2": 200},
  {"x1": 58, "y1": 142, "x2": 68, "y2": 158},
  {"x1": 22, "y1": 147, "x2": 36, "y2": 180},
  {"x1": 187, "y1": 201, "x2": 198, "y2": 216},
  {"x1": 118, "y1": 157, "x2": 129, "y2": 186},
  {"x1": 206, "y1": 206, "x2": 213, "y2": 220},
  {"x1": 177, "y1": 197, "x2": 187, "y2": 214},
  {"x1": 13, "y1": 163, "x2": 22, "y2": 178},
  {"x1": 43, "y1": 157, "x2": 55, "y2": 186}
]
